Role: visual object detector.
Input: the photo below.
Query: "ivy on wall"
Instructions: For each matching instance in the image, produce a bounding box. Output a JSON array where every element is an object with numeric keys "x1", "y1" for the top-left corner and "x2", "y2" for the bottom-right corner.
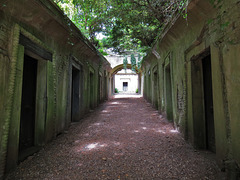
[{"x1": 123, "y1": 56, "x2": 128, "y2": 70}]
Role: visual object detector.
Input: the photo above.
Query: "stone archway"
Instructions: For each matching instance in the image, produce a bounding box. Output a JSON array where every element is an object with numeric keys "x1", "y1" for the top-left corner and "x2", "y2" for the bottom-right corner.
[
  {"x1": 111, "y1": 64, "x2": 140, "y2": 75},
  {"x1": 111, "y1": 64, "x2": 142, "y2": 94}
]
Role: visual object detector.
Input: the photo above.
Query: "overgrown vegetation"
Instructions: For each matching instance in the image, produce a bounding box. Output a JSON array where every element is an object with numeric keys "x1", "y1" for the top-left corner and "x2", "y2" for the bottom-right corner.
[
  {"x1": 123, "y1": 56, "x2": 128, "y2": 70},
  {"x1": 122, "y1": 54, "x2": 142, "y2": 72},
  {"x1": 54, "y1": 0, "x2": 188, "y2": 55},
  {"x1": 130, "y1": 54, "x2": 136, "y2": 72},
  {"x1": 115, "y1": 88, "x2": 119, "y2": 93}
]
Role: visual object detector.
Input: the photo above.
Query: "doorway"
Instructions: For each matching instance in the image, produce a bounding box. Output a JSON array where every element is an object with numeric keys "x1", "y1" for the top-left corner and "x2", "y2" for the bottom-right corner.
[
  {"x1": 154, "y1": 72, "x2": 158, "y2": 109},
  {"x1": 202, "y1": 55, "x2": 215, "y2": 152},
  {"x1": 71, "y1": 66, "x2": 80, "y2": 122},
  {"x1": 165, "y1": 64, "x2": 173, "y2": 121},
  {"x1": 123, "y1": 82, "x2": 128, "y2": 91},
  {"x1": 19, "y1": 55, "x2": 38, "y2": 154},
  {"x1": 98, "y1": 75, "x2": 103, "y2": 103},
  {"x1": 90, "y1": 72, "x2": 94, "y2": 109},
  {"x1": 191, "y1": 51, "x2": 215, "y2": 152}
]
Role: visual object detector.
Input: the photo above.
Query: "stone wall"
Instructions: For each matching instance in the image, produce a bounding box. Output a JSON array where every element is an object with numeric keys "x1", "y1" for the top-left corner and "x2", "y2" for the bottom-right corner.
[
  {"x1": 142, "y1": 0, "x2": 240, "y2": 178},
  {"x1": 0, "y1": 0, "x2": 111, "y2": 178}
]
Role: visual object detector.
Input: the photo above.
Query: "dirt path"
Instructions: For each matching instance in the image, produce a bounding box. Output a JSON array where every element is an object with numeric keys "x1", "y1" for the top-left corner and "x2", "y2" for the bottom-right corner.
[{"x1": 6, "y1": 96, "x2": 226, "y2": 179}]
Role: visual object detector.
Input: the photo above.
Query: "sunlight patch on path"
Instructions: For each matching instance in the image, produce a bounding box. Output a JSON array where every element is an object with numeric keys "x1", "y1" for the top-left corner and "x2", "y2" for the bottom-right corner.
[
  {"x1": 113, "y1": 94, "x2": 142, "y2": 98},
  {"x1": 170, "y1": 129, "x2": 179, "y2": 133},
  {"x1": 75, "y1": 141, "x2": 122, "y2": 153},
  {"x1": 86, "y1": 143, "x2": 99, "y2": 150},
  {"x1": 109, "y1": 101, "x2": 121, "y2": 104},
  {"x1": 75, "y1": 142, "x2": 107, "y2": 152}
]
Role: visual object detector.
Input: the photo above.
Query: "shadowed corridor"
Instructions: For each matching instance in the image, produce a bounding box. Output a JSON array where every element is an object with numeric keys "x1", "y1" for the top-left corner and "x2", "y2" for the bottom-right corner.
[{"x1": 6, "y1": 95, "x2": 226, "y2": 179}]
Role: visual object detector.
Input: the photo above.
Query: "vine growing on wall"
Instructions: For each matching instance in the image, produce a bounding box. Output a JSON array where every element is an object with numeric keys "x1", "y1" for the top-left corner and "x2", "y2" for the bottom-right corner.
[
  {"x1": 123, "y1": 56, "x2": 128, "y2": 70},
  {"x1": 130, "y1": 54, "x2": 136, "y2": 72},
  {"x1": 137, "y1": 54, "x2": 142, "y2": 69}
]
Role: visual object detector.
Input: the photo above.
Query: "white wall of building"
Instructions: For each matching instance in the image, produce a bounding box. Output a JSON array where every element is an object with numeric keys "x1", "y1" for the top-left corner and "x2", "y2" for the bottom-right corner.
[
  {"x1": 105, "y1": 55, "x2": 138, "y2": 68},
  {"x1": 115, "y1": 69, "x2": 138, "y2": 93}
]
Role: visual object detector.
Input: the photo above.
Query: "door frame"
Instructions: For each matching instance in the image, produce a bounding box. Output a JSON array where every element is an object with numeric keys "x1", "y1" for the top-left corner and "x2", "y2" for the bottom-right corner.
[
  {"x1": 67, "y1": 56, "x2": 83, "y2": 124},
  {"x1": 163, "y1": 54, "x2": 173, "y2": 121},
  {"x1": 188, "y1": 47, "x2": 216, "y2": 150},
  {"x1": 6, "y1": 31, "x2": 52, "y2": 172}
]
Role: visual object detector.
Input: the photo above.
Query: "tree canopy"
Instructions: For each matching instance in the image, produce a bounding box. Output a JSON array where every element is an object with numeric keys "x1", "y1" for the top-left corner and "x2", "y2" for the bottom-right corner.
[{"x1": 54, "y1": 0, "x2": 187, "y2": 55}]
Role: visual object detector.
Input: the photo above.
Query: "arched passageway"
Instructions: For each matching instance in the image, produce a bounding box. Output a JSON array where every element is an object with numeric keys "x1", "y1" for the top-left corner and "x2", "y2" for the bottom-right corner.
[
  {"x1": 111, "y1": 64, "x2": 140, "y2": 75},
  {"x1": 110, "y1": 64, "x2": 143, "y2": 95}
]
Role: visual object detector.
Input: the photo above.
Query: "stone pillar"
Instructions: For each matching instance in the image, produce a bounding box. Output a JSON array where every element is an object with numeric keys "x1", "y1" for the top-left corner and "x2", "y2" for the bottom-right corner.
[
  {"x1": 113, "y1": 75, "x2": 115, "y2": 94},
  {"x1": 138, "y1": 73, "x2": 141, "y2": 94},
  {"x1": 141, "y1": 73, "x2": 144, "y2": 96}
]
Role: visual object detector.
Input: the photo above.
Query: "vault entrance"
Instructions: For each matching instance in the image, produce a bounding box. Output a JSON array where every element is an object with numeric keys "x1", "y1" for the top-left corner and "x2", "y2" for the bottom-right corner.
[
  {"x1": 191, "y1": 51, "x2": 215, "y2": 152},
  {"x1": 165, "y1": 64, "x2": 173, "y2": 121},
  {"x1": 123, "y1": 82, "x2": 128, "y2": 91},
  {"x1": 98, "y1": 75, "x2": 103, "y2": 103},
  {"x1": 154, "y1": 72, "x2": 158, "y2": 109},
  {"x1": 71, "y1": 66, "x2": 80, "y2": 122},
  {"x1": 19, "y1": 55, "x2": 38, "y2": 155},
  {"x1": 202, "y1": 55, "x2": 215, "y2": 152},
  {"x1": 90, "y1": 72, "x2": 94, "y2": 109}
]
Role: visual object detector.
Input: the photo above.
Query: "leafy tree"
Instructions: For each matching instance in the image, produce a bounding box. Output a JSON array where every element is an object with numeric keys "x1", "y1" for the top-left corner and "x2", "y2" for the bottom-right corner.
[
  {"x1": 54, "y1": 0, "x2": 111, "y2": 47},
  {"x1": 54, "y1": 0, "x2": 187, "y2": 54},
  {"x1": 99, "y1": 0, "x2": 162, "y2": 54}
]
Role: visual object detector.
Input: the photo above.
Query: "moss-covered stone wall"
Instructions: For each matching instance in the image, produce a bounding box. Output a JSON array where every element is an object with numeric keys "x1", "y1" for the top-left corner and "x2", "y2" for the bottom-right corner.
[
  {"x1": 0, "y1": 0, "x2": 111, "y2": 178},
  {"x1": 142, "y1": 0, "x2": 240, "y2": 177}
]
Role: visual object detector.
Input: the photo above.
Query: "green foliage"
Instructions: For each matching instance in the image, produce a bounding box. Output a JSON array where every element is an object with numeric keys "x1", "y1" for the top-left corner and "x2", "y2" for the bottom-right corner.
[
  {"x1": 54, "y1": 0, "x2": 111, "y2": 47},
  {"x1": 136, "y1": 88, "x2": 138, "y2": 93},
  {"x1": 115, "y1": 88, "x2": 119, "y2": 93},
  {"x1": 220, "y1": 22, "x2": 230, "y2": 30},
  {"x1": 207, "y1": 19, "x2": 214, "y2": 24},
  {"x1": 123, "y1": 57, "x2": 128, "y2": 70},
  {"x1": 137, "y1": 54, "x2": 142, "y2": 69},
  {"x1": 98, "y1": 49, "x2": 108, "y2": 56},
  {"x1": 130, "y1": 54, "x2": 136, "y2": 72},
  {"x1": 54, "y1": 0, "x2": 188, "y2": 54}
]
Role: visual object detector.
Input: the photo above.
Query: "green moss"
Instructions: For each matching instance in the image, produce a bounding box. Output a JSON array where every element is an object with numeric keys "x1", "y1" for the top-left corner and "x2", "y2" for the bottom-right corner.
[{"x1": 0, "y1": 23, "x2": 20, "y2": 178}]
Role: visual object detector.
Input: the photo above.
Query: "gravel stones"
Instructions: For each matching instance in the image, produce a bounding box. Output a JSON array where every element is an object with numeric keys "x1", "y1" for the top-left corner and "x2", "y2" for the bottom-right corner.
[{"x1": 5, "y1": 96, "x2": 226, "y2": 180}]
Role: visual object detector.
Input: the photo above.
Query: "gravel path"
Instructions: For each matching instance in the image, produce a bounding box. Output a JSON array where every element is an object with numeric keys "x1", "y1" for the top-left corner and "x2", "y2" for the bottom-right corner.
[{"x1": 6, "y1": 96, "x2": 226, "y2": 180}]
